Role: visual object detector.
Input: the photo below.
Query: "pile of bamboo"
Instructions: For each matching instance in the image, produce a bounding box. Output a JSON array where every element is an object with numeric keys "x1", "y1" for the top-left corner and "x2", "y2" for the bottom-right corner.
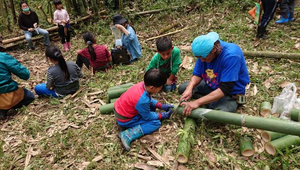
[{"x1": 99, "y1": 83, "x2": 133, "y2": 114}]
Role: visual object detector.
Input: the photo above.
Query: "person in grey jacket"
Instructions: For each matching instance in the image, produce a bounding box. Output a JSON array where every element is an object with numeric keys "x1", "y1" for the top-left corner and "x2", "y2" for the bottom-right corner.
[{"x1": 35, "y1": 45, "x2": 82, "y2": 97}]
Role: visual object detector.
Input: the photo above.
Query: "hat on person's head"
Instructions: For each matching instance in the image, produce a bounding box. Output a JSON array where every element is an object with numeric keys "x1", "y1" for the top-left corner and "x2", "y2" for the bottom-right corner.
[
  {"x1": 191, "y1": 32, "x2": 219, "y2": 58},
  {"x1": 112, "y1": 14, "x2": 127, "y2": 25}
]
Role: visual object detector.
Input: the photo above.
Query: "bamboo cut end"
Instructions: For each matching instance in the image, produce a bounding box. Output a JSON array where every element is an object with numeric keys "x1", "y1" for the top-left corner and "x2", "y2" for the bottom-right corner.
[
  {"x1": 241, "y1": 149, "x2": 255, "y2": 157},
  {"x1": 261, "y1": 131, "x2": 271, "y2": 142},
  {"x1": 264, "y1": 143, "x2": 276, "y2": 155},
  {"x1": 177, "y1": 155, "x2": 188, "y2": 164}
]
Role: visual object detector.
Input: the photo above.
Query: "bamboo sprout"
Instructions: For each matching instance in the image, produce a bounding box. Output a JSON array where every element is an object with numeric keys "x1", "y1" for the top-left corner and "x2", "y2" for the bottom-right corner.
[
  {"x1": 290, "y1": 108, "x2": 300, "y2": 122},
  {"x1": 100, "y1": 102, "x2": 115, "y2": 114},
  {"x1": 264, "y1": 135, "x2": 300, "y2": 155},
  {"x1": 176, "y1": 118, "x2": 196, "y2": 163},
  {"x1": 261, "y1": 131, "x2": 286, "y2": 142},
  {"x1": 240, "y1": 138, "x2": 255, "y2": 157},
  {"x1": 260, "y1": 101, "x2": 272, "y2": 116}
]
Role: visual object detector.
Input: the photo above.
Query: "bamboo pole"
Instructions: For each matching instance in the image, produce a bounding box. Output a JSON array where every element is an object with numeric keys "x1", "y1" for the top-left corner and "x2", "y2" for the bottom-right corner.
[
  {"x1": 107, "y1": 86, "x2": 131, "y2": 103},
  {"x1": 99, "y1": 102, "x2": 115, "y2": 114},
  {"x1": 260, "y1": 101, "x2": 272, "y2": 116},
  {"x1": 108, "y1": 83, "x2": 134, "y2": 91},
  {"x1": 176, "y1": 117, "x2": 196, "y2": 164},
  {"x1": 38, "y1": 5, "x2": 52, "y2": 24},
  {"x1": 110, "y1": 98, "x2": 118, "y2": 103},
  {"x1": 243, "y1": 51, "x2": 300, "y2": 60},
  {"x1": 264, "y1": 135, "x2": 300, "y2": 155},
  {"x1": 290, "y1": 108, "x2": 300, "y2": 122},
  {"x1": 145, "y1": 25, "x2": 197, "y2": 41},
  {"x1": 174, "y1": 107, "x2": 300, "y2": 136},
  {"x1": 159, "y1": 22, "x2": 179, "y2": 35},
  {"x1": 261, "y1": 131, "x2": 286, "y2": 142},
  {"x1": 130, "y1": 6, "x2": 179, "y2": 16},
  {"x1": 240, "y1": 138, "x2": 254, "y2": 157}
]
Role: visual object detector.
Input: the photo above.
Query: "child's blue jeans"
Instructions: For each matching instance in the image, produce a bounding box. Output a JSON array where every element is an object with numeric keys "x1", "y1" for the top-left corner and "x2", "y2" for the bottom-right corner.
[
  {"x1": 178, "y1": 81, "x2": 238, "y2": 112},
  {"x1": 35, "y1": 83, "x2": 58, "y2": 98}
]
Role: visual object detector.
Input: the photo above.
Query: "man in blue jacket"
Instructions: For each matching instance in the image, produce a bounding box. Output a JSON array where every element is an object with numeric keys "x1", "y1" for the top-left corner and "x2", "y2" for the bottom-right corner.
[{"x1": 0, "y1": 36, "x2": 35, "y2": 120}]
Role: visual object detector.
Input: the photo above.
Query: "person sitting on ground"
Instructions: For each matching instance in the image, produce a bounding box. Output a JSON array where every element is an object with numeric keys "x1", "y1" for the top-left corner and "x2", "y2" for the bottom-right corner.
[
  {"x1": 35, "y1": 45, "x2": 82, "y2": 97},
  {"x1": 147, "y1": 36, "x2": 181, "y2": 92},
  {"x1": 0, "y1": 36, "x2": 35, "y2": 120},
  {"x1": 112, "y1": 14, "x2": 142, "y2": 62},
  {"x1": 76, "y1": 32, "x2": 112, "y2": 72},
  {"x1": 114, "y1": 68, "x2": 174, "y2": 151},
  {"x1": 18, "y1": 1, "x2": 50, "y2": 50},
  {"x1": 178, "y1": 32, "x2": 250, "y2": 116},
  {"x1": 275, "y1": 0, "x2": 295, "y2": 24}
]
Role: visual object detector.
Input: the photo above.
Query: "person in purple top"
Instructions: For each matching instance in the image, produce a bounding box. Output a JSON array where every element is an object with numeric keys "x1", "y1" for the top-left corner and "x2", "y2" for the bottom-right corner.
[{"x1": 178, "y1": 32, "x2": 250, "y2": 116}]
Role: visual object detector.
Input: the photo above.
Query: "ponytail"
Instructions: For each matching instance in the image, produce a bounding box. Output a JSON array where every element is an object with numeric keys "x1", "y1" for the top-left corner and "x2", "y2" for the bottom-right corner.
[
  {"x1": 46, "y1": 45, "x2": 70, "y2": 80},
  {"x1": 83, "y1": 32, "x2": 97, "y2": 61}
]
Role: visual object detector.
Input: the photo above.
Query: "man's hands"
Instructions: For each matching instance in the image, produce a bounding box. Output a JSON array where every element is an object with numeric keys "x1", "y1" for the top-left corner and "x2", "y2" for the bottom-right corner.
[
  {"x1": 161, "y1": 109, "x2": 173, "y2": 119},
  {"x1": 180, "y1": 88, "x2": 193, "y2": 101},
  {"x1": 180, "y1": 100, "x2": 200, "y2": 116},
  {"x1": 161, "y1": 104, "x2": 174, "y2": 111}
]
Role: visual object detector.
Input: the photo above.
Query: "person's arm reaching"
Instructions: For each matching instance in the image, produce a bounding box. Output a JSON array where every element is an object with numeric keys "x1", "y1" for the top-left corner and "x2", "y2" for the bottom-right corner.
[{"x1": 180, "y1": 75, "x2": 202, "y2": 101}]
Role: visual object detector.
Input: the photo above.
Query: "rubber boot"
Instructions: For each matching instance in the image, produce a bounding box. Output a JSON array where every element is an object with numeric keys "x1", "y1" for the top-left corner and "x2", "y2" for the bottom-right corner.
[
  {"x1": 63, "y1": 43, "x2": 69, "y2": 51},
  {"x1": 119, "y1": 125, "x2": 144, "y2": 151},
  {"x1": 275, "y1": 13, "x2": 289, "y2": 24},
  {"x1": 67, "y1": 42, "x2": 71, "y2": 49},
  {"x1": 256, "y1": 26, "x2": 268, "y2": 39}
]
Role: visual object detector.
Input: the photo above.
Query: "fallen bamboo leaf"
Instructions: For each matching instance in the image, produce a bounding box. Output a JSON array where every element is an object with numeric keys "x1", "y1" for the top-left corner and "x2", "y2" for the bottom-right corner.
[
  {"x1": 178, "y1": 164, "x2": 189, "y2": 170},
  {"x1": 180, "y1": 55, "x2": 194, "y2": 70},
  {"x1": 25, "y1": 145, "x2": 33, "y2": 168},
  {"x1": 147, "y1": 161, "x2": 164, "y2": 167},
  {"x1": 92, "y1": 155, "x2": 103, "y2": 162},
  {"x1": 205, "y1": 151, "x2": 217, "y2": 163},
  {"x1": 263, "y1": 77, "x2": 273, "y2": 89},
  {"x1": 147, "y1": 147, "x2": 170, "y2": 166},
  {"x1": 251, "y1": 62, "x2": 259, "y2": 74},
  {"x1": 279, "y1": 81, "x2": 291, "y2": 89},
  {"x1": 87, "y1": 90, "x2": 104, "y2": 96}
]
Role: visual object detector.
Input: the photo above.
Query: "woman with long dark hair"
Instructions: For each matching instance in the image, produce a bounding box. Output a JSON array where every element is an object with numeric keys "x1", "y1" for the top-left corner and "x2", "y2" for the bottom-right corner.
[
  {"x1": 76, "y1": 32, "x2": 112, "y2": 72},
  {"x1": 35, "y1": 45, "x2": 82, "y2": 97}
]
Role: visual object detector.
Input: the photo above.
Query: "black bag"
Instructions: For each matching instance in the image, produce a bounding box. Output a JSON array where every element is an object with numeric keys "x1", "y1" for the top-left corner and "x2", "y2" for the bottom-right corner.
[{"x1": 111, "y1": 46, "x2": 131, "y2": 65}]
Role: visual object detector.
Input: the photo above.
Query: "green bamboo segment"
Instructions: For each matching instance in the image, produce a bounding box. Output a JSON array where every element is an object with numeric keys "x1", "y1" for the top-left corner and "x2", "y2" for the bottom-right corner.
[
  {"x1": 274, "y1": 107, "x2": 284, "y2": 115},
  {"x1": 264, "y1": 135, "x2": 300, "y2": 155},
  {"x1": 99, "y1": 103, "x2": 115, "y2": 114},
  {"x1": 261, "y1": 131, "x2": 287, "y2": 142},
  {"x1": 176, "y1": 118, "x2": 196, "y2": 164},
  {"x1": 290, "y1": 108, "x2": 300, "y2": 122},
  {"x1": 260, "y1": 102, "x2": 272, "y2": 116},
  {"x1": 110, "y1": 98, "x2": 119, "y2": 103},
  {"x1": 240, "y1": 138, "x2": 254, "y2": 157},
  {"x1": 108, "y1": 83, "x2": 134, "y2": 91},
  {"x1": 107, "y1": 88, "x2": 130, "y2": 103},
  {"x1": 174, "y1": 107, "x2": 300, "y2": 136}
]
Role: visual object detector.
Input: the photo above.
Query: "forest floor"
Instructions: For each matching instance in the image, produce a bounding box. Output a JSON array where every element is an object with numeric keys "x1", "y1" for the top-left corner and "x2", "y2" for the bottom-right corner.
[{"x1": 0, "y1": 1, "x2": 300, "y2": 169}]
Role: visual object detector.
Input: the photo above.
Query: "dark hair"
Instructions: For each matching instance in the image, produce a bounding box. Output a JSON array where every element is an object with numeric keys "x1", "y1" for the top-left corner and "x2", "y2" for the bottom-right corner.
[
  {"x1": 45, "y1": 45, "x2": 70, "y2": 79},
  {"x1": 53, "y1": 0, "x2": 62, "y2": 6},
  {"x1": 144, "y1": 68, "x2": 167, "y2": 87},
  {"x1": 156, "y1": 36, "x2": 172, "y2": 52},
  {"x1": 83, "y1": 32, "x2": 97, "y2": 61},
  {"x1": 19, "y1": 1, "x2": 28, "y2": 8}
]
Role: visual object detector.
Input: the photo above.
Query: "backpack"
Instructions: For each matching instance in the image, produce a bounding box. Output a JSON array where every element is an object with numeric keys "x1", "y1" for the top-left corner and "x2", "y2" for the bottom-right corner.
[{"x1": 111, "y1": 46, "x2": 131, "y2": 65}]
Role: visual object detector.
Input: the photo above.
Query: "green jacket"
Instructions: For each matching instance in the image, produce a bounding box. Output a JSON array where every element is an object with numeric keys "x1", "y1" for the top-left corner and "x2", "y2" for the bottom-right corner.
[
  {"x1": 147, "y1": 46, "x2": 181, "y2": 76},
  {"x1": 0, "y1": 52, "x2": 30, "y2": 93}
]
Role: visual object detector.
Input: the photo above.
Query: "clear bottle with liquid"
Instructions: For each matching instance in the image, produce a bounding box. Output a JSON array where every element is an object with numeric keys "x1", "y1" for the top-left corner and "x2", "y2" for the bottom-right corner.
[{"x1": 111, "y1": 26, "x2": 122, "y2": 46}]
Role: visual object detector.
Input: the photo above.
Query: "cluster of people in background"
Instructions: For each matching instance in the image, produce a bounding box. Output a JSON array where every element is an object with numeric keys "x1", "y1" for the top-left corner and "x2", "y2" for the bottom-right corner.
[{"x1": 0, "y1": 0, "x2": 295, "y2": 151}]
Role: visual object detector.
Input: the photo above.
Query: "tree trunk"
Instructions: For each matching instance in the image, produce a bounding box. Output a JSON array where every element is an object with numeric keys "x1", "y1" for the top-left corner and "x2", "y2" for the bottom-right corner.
[
  {"x1": 243, "y1": 51, "x2": 300, "y2": 60},
  {"x1": 0, "y1": 0, "x2": 5, "y2": 27},
  {"x1": 91, "y1": 0, "x2": 97, "y2": 14},
  {"x1": 64, "y1": 0, "x2": 72, "y2": 15},
  {"x1": 264, "y1": 135, "x2": 300, "y2": 155},
  {"x1": 107, "y1": 87, "x2": 131, "y2": 103},
  {"x1": 261, "y1": 131, "x2": 286, "y2": 142},
  {"x1": 48, "y1": 0, "x2": 53, "y2": 21},
  {"x1": 240, "y1": 138, "x2": 254, "y2": 157},
  {"x1": 9, "y1": 0, "x2": 17, "y2": 24},
  {"x1": 176, "y1": 117, "x2": 196, "y2": 164},
  {"x1": 72, "y1": 0, "x2": 81, "y2": 15}
]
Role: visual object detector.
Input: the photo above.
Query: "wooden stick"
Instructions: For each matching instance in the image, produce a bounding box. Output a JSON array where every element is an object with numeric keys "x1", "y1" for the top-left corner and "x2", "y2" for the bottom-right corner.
[
  {"x1": 243, "y1": 51, "x2": 300, "y2": 60},
  {"x1": 71, "y1": 87, "x2": 85, "y2": 99},
  {"x1": 145, "y1": 25, "x2": 197, "y2": 41},
  {"x1": 131, "y1": 6, "x2": 179, "y2": 16},
  {"x1": 159, "y1": 22, "x2": 179, "y2": 34}
]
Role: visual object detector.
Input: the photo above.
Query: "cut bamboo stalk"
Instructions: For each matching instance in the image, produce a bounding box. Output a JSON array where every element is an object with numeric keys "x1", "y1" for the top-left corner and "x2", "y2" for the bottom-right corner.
[
  {"x1": 260, "y1": 101, "x2": 272, "y2": 116},
  {"x1": 174, "y1": 107, "x2": 300, "y2": 136},
  {"x1": 110, "y1": 98, "x2": 118, "y2": 103},
  {"x1": 264, "y1": 135, "x2": 300, "y2": 155},
  {"x1": 100, "y1": 102, "x2": 115, "y2": 114},
  {"x1": 108, "y1": 83, "x2": 134, "y2": 91},
  {"x1": 240, "y1": 138, "x2": 254, "y2": 157},
  {"x1": 176, "y1": 118, "x2": 196, "y2": 164},
  {"x1": 107, "y1": 87, "x2": 131, "y2": 103},
  {"x1": 290, "y1": 108, "x2": 300, "y2": 122},
  {"x1": 261, "y1": 131, "x2": 287, "y2": 142},
  {"x1": 243, "y1": 51, "x2": 300, "y2": 60}
]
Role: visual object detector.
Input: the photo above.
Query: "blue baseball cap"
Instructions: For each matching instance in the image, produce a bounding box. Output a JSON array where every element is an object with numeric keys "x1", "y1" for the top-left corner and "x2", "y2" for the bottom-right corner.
[{"x1": 191, "y1": 32, "x2": 219, "y2": 58}]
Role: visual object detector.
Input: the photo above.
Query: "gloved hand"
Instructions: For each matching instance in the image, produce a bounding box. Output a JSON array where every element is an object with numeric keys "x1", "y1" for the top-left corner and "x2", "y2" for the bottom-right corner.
[
  {"x1": 161, "y1": 104, "x2": 174, "y2": 111},
  {"x1": 161, "y1": 109, "x2": 173, "y2": 119}
]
